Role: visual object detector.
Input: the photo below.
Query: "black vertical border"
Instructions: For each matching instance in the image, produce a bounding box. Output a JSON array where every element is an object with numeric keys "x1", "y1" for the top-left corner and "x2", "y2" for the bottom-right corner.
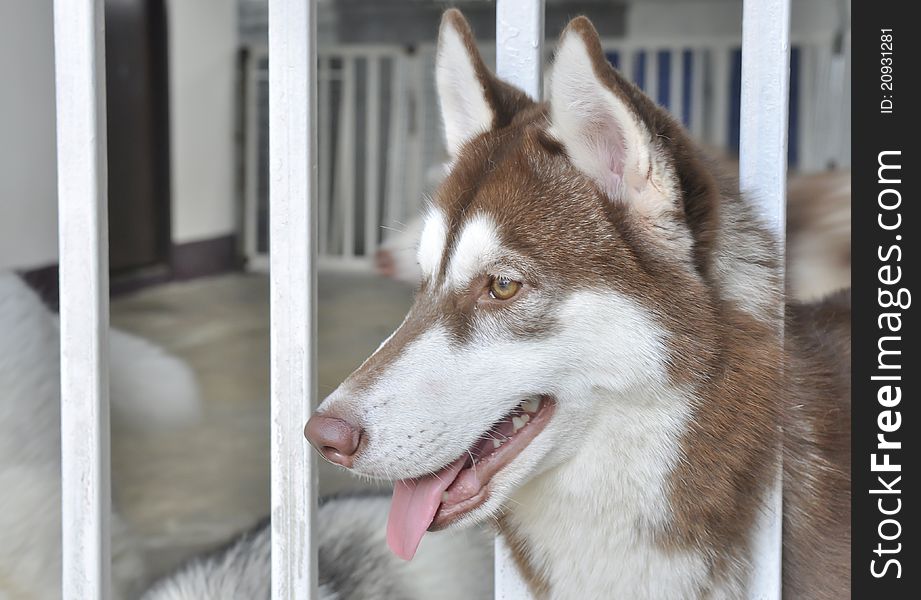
[{"x1": 852, "y1": 1, "x2": 918, "y2": 596}]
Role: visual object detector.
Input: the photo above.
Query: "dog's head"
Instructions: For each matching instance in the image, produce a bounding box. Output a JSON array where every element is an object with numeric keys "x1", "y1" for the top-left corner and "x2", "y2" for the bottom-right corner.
[{"x1": 307, "y1": 10, "x2": 771, "y2": 560}]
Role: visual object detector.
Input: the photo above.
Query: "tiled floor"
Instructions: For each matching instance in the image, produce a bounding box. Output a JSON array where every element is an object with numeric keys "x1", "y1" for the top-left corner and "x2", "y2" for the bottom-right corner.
[{"x1": 109, "y1": 270, "x2": 413, "y2": 579}]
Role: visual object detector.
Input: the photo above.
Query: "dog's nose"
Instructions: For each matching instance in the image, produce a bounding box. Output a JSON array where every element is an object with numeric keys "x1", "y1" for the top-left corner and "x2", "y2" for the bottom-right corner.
[{"x1": 304, "y1": 415, "x2": 362, "y2": 468}]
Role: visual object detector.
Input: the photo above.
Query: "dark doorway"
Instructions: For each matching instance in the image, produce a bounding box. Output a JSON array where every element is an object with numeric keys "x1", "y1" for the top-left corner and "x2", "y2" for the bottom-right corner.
[{"x1": 105, "y1": 0, "x2": 171, "y2": 275}]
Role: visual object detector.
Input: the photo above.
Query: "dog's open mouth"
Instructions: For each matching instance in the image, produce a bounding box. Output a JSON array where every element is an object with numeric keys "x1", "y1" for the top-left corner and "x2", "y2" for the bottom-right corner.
[{"x1": 386, "y1": 395, "x2": 555, "y2": 560}]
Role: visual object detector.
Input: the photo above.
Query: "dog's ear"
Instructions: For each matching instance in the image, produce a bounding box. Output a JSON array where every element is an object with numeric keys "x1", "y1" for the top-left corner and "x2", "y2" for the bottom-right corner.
[
  {"x1": 549, "y1": 17, "x2": 675, "y2": 218},
  {"x1": 436, "y1": 9, "x2": 532, "y2": 157}
]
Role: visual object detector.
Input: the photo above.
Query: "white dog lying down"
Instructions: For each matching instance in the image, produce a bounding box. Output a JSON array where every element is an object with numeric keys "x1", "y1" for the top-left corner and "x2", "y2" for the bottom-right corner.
[
  {"x1": 0, "y1": 272, "x2": 201, "y2": 599},
  {"x1": 143, "y1": 494, "x2": 492, "y2": 600}
]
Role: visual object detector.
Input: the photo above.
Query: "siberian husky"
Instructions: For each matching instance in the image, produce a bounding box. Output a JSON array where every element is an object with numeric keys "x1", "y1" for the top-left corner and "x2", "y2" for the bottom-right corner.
[
  {"x1": 0, "y1": 272, "x2": 201, "y2": 599},
  {"x1": 152, "y1": 10, "x2": 850, "y2": 600},
  {"x1": 306, "y1": 11, "x2": 850, "y2": 599}
]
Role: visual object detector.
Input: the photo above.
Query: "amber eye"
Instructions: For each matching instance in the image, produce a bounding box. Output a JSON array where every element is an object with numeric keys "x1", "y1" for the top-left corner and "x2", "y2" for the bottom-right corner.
[{"x1": 489, "y1": 276, "x2": 521, "y2": 301}]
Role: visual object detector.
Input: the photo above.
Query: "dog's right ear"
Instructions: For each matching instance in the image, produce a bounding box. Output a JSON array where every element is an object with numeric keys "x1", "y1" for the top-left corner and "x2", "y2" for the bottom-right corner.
[
  {"x1": 436, "y1": 9, "x2": 531, "y2": 157},
  {"x1": 548, "y1": 17, "x2": 677, "y2": 221}
]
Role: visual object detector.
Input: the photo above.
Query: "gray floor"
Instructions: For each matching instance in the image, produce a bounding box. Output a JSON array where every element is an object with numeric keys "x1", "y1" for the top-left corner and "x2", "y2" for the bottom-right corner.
[{"x1": 110, "y1": 270, "x2": 413, "y2": 579}]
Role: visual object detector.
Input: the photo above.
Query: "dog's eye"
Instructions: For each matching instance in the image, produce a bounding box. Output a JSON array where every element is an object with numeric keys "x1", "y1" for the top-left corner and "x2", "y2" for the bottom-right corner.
[{"x1": 489, "y1": 276, "x2": 521, "y2": 301}]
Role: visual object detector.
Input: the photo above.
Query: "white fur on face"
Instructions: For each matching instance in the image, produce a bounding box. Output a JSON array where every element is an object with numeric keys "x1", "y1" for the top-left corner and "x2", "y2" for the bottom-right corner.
[
  {"x1": 445, "y1": 213, "x2": 506, "y2": 289},
  {"x1": 319, "y1": 288, "x2": 672, "y2": 486},
  {"x1": 417, "y1": 209, "x2": 448, "y2": 278},
  {"x1": 436, "y1": 22, "x2": 494, "y2": 157}
]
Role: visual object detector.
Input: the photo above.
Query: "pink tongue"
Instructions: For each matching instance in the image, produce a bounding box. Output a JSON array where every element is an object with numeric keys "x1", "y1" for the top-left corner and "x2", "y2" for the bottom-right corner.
[{"x1": 387, "y1": 457, "x2": 466, "y2": 560}]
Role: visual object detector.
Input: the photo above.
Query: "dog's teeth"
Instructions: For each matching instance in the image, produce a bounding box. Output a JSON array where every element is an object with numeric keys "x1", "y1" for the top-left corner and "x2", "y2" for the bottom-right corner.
[
  {"x1": 522, "y1": 398, "x2": 541, "y2": 413},
  {"x1": 443, "y1": 492, "x2": 449, "y2": 502},
  {"x1": 492, "y1": 438, "x2": 502, "y2": 449},
  {"x1": 521, "y1": 414, "x2": 530, "y2": 425},
  {"x1": 512, "y1": 416, "x2": 525, "y2": 432}
]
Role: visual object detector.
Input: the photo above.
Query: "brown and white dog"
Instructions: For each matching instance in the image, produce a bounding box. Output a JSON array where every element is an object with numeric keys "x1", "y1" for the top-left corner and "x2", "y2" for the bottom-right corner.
[{"x1": 307, "y1": 10, "x2": 850, "y2": 599}]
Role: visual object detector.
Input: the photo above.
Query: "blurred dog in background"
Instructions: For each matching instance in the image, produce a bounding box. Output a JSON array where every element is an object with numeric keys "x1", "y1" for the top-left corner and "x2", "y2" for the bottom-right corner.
[
  {"x1": 0, "y1": 273, "x2": 201, "y2": 599},
  {"x1": 142, "y1": 494, "x2": 491, "y2": 600}
]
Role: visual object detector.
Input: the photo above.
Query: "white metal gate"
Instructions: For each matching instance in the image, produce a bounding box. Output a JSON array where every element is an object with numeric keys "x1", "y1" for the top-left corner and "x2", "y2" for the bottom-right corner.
[
  {"x1": 241, "y1": 31, "x2": 848, "y2": 271},
  {"x1": 243, "y1": 45, "x2": 432, "y2": 271},
  {"x1": 54, "y1": 0, "x2": 789, "y2": 598}
]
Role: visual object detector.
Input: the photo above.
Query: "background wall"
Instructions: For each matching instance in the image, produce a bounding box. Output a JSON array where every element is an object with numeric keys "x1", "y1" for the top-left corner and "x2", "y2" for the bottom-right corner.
[
  {"x1": 627, "y1": 0, "x2": 848, "y2": 38},
  {"x1": 168, "y1": 0, "x2": 237, "y2": 244},
  {"x1": 0, "y1": 0, "x2": 58, "y2": 271},
  {"x1": 0, "y1": 0, "x2": 238, "y2": 272}
]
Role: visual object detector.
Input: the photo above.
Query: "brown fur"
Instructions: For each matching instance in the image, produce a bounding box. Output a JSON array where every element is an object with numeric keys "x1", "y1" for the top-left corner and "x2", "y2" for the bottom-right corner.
[{"x1": 784, "y1": 290, "x2": 852, "y2": 599}]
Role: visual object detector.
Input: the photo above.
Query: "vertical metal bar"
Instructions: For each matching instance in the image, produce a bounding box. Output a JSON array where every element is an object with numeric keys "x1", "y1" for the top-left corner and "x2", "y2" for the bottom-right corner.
[
  {"x1": 739, "y1": 0, "x2": 789, "y2": 598},
  {"x1": 740, "y1": 0, "x2": 790, "y2": 234},
  {"x1": 383, "y1": 55, "x2": 407, "y2": 239},
  {"x1": 798, "y1": 45, "x2": 818, "y2": 172},
  {"x1": 335, "y1": 57, "x2": 357, "y2": 258},
  {"x1": 268, "y1": 0, "x2": 319, "y2": 598},
  {"x1": 318, "y1": 56, "x2": 332, "y2": 257},
  {"x1": 690, "y1": 48, "x2": 707, "y2": 140},
  {"x1": 710, "y1": 46, "x2": 730, "y2": 150},
  {"x1": 644, "y1": 49, "x2": 658, "y2": 101},
  {"x1": 496, "y1": 0, "x2": 545, "y2": 100},
  {"x1": 813, "y1": 43, "x2": 833, "y2": 172},
  {"x1": 54, "y1": 0, "x2": 111, "y2": 597},
  {"x1": 620, "y1": 47, "x2": 636, "y2": 83},
  {"x1": 402, "y1": 52, "x2": 426, "y2": 219},
  {"x1": 837, "y1": 34, "x2": 851, "y2": 168},
  {"x1": 243, "y1": 50, "x2": 262, "y2": 262},
  {"x1": 669, "y1": 48, "x2": 683, "y2": 116},
  {"x1": 495, "y1": 1, "x2": 544, "y2": 598},
  {"x1": 364, "y1": 57, "x2": 382, "y2": 257}
]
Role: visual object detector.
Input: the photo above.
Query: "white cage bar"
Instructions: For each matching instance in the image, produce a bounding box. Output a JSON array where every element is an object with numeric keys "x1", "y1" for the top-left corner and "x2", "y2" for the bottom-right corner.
[
  {"x1": 494, "y1": 1, "x2": 544, "y2": 598},
  {"x1": 268, "y1": 0, "x2": 319, "y2": 598},
  {"x1": 739, "y1": 0, "x2": 790, "y2": 598},
  {"x1": 54, "y1": 0, "x2": 112, "y2": 597},
  {"x1": 496, "y1": 0, "x2": 545, "y2": 100}
]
